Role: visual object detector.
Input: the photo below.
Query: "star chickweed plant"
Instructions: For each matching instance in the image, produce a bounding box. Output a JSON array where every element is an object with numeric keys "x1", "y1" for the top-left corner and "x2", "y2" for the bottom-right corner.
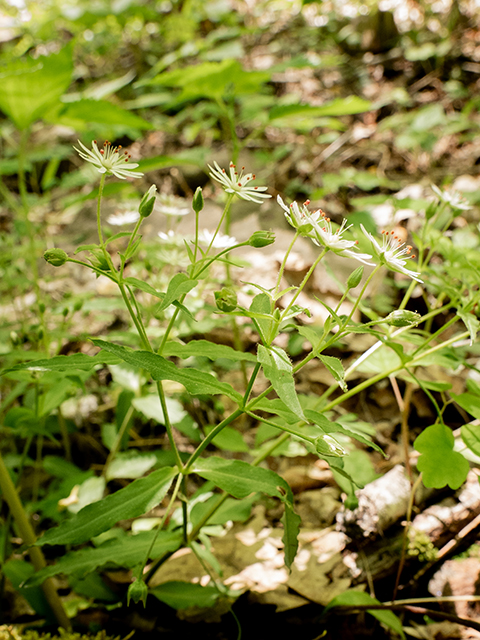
[
  {"x1": 360, "y1": 224, "x2": 423, "y2": 282},
  {"x1": 74, "y1": 139, "x2": 143, "y2": 180},
  {"x1": 208, "y1": 160, "x2": 271, "y2": 204}
]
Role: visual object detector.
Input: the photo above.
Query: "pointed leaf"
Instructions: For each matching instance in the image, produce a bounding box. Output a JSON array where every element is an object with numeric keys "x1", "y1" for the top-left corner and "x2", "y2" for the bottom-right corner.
[
  {"x1": 318, "y1": 355, "x2": 347, "y2": 391},
  {"x1": 257, "y1": 345, "x2": 306, "y2": 421},
  {"x1": 157, "y1": 273, "x2": 198, "y2": 311},
  {"x1": 162, "y1": 339, "x2": 257, "y2": 363},
  {"x1": 281, "y1": 505, "x2": 301, "y2": 570},
  {"x1": 151, "y1": 581, "x2": 220, "y2": 609},
  {"x1": 36, "y1": 466, "x2": 177, "y2": 546},
  {"x1": 2, "y1": 352, "x2": 121, "y2": 374},
  {"x1": 124, "y1": 277, "x2": 164, "y2": 299},
  {"x1": 92, "y1": 340, "x2": 242, "y2": 403}
]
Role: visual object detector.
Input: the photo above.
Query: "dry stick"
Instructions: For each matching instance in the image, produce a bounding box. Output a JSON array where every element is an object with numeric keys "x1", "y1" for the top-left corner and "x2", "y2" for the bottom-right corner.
[{"x1": 0, "y1": 453, "x2": 71, "y2": 630}]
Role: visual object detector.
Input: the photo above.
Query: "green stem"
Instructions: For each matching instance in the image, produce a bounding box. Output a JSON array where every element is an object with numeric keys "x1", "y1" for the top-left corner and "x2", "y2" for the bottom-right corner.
[
  {"x1": 103, "y1": 404, "x2": 135, "y2": 477},
  {"x1": 274, "y1": 230, "x2": 301, "y2": 300},
  {"x1": 0, "y1": 451, "x2": 71, "y2": 629},
  {"x1": 280, "y1": 248, "x2": 328, "y2": 322},
  {"x1": 185, "y1": 408, "x2": 243, "y2": 472}
]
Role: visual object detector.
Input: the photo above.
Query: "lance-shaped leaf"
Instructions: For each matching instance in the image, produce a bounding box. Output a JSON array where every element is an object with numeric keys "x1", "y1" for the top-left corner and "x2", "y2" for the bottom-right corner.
[
  {"x1": 318, "y1": 355, "x2": 347, "y2": 392},
  {"x1": 2, "y1": 352, "x2": 121, "y2": 374},
  {"x1": 92, "y1": 340, "x2": 242, "y2": 403},
  {"x1": 192, "y1": 457, "x2": 300, "y2": 568},
  {"x1": 257, "y1": 344, "x2": 306, "y2": 421},
  {"x1": 162, "y1": 339, "x2": 257, "y2": 363},
  {"x1": 36, "y1": 466, "x2": 177, "y2": 546},
  {"x1": 156, "y1": 273, "x2": 198, "y2": 311},
  {"x1": 27, "y1": 531, "x2": 182, "y2": 585}
]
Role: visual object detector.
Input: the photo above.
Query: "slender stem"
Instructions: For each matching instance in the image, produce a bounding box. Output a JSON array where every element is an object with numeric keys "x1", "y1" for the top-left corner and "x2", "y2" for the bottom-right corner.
[
  {"x1": 206, "y1": 193, "x2": 235, "y2": 255},
  {"x1": 0, "y1": 451, "x2": 71, "y2": 629},
  {"x1": 185, "y1": 408, "x2": 243, "y2": 471},
  {"x1": 342, "y1": 264, "x2": 382, "y2": 328},
  {"x1": 274, "y1": 230, "x2": 301, "y2": 299},
  {"x1": 103, "y1": 405, "x2": 135, "y2": 476},
  {"x1": 280, "y1": 248, "x2": 328, "y2": 321}
]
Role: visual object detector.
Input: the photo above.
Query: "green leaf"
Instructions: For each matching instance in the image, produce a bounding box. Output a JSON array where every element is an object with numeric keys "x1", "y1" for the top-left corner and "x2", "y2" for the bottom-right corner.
[
  {"x1": 150, "y1": 581, "x2": 219, "y2": 609},
  {"x1": 191, "y1": 495, "x2": 255, "y2": 527},
  {"x1": 162, "y1": 339, "x2": 257, "y2": 363},
  {"x1": 0, "y1": 45, "x2": 73, "y2": 129},
  {"x1": 92, "y1": 340, "x2": 242, "y2": 403},
  {"x1": 324, "y1": 590, "x2": 405, "y2": 640},
  {"x1": 36, "y1": 466, "x2": 177, "y2": 546},
  {"x1": 132, "y1": 394, "x2": 186, "y2": 425},
  {"x1": 2, "y1": 352, "x2": 121, "y2": 374},
  {"x1": 105, "y1": 452, "x2": 157, "y2": 481},
  {"x1": 462, "y1": 424, "x2": 480, "y2": 457},
  {"x1": 204, "y1": 425, "x2": 249, "y2": 452},
  {"x1": 249, "y1": 293, "x2": 273, "y2": 343},
  {"x1": 305, "y1": 410, "x2": 384, "y2": 456},
  {"x1": 281, "y1": 505, "x2": 301, "y2": 570},
  {"x1": 48, "y1": 98, "x2": 153, "y2": 130},
  {"x1": 124, "y1": 277, "x2": 163, "y2": 299},
  {"x1": 452, "y1": 393, "x2": 480, "y2": 420},
  {"x1": 257, "y1": 345, "x2": 306, "y2": 421},
  {"x1": 192, "y1": 456, "x2": 292, "y2": 503},
  {"x1": 3, "y1": 560, "x2": 52, "y2": 618},
  {"x1": 318, "y1": 355, "x2": 347, "y2": 391},
  {"x1": 269, "y1": 97, "x2": 372, "y2": 121},
  {"x1": 157, "y1": 273, "x2": 198, "y2": 311},
  {"x1": 27, "y1": 531, "x2": 182, "y2": 585},
  {"x1": 414, "y1": 424, "x2": 469, "y2": 489}
]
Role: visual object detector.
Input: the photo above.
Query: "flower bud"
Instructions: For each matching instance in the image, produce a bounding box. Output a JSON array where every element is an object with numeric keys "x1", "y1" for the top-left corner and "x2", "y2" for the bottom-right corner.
[
  {"x1": 44, "y1": 248, "x2": 68, "y2": 267},
  {"x1": 247, "y1": 230, "x2": 275, "y2": 248},
  {"x1": 315, "y1": 434, "x2": 347, "y2": 457},
  {"x1": 215, "y1": 287, "x2": 237, "y2": 313},
  {"x1": 127, "y1": 579, "x2": 148, "y2": 607},
  {"x1": 385, "y1": 310, "x2": 421, "y2": 327},
  {"x1": 192, "y1": 187, "x2": 204, "y2": 214},
  {"x1": 347, "y1": 266, "x2": 364, "y2": 290},
  {"x1": 38, "y1": 302, "x2": 46, "y2": 314},
  {"x1": 139, "y1": 185, "x2": 157, "y2": 218}
]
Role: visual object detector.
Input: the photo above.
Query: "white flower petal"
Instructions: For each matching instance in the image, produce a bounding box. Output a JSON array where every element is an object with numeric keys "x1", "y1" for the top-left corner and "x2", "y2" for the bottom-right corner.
[
  {"x1": 209, "y1": 161, "x2": 271, "y2": 204},
  {"x1": 360, "y1": 224, "x2": 423, "y2": 282}
]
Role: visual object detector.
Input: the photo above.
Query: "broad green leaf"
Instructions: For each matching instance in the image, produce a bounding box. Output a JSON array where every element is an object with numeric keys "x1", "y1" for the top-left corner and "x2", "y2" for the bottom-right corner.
[
  {"x1": 414, "y1": 424, "x2": 469, "y2": 489},
  {"x1": 281, "y1": 505, "x2": 301, "y2": 570},
  {"x1": 462, "y1": 424, "x2": 480, "y2": 457},
  {"x1": 257, "y1": 345, "x2": 306, "y2": 421},
  {"x1": 251, "y1": 397, "x2": 298, "y2": 423},
  {"x1": 105, "y1": 452, "x2": 157, "y2": 481},
  {"x1": 318, "y1": 355, "x2": 347, "y2": 391},
  {"x1": 269, "y1": 97, "x2": 372, "y2": 121},
  {"x1": 27, "y1": 531, "x2": 182, "y2": 585},
  {"x1": 296, "y1": 325, "x2": 323, "y2": 349},
  {"x1": 191, "y1": 495, "x2": 255, "y2": 527},
  {"x1": 36, "y1": 466, "x2": 177, "y2": 546},
  {"x1": 452, "y1": 393, "x2": 480, "y2": 420},
  {"x1": 0, "y1": 45, "x2": 73, "y2": 129},
  {"x1": 151, "y1": 581, "x2": 219, "y2": 609},
  {"x1": 324, "y1": 590, "x2": 405, "y2": 640},
  {"x1": 162, "y1": 339, "x2": 257, "y2": 363},
  {"x1": 192, "y1": 457, "x2": 293, "y2": 503},
  {"x1": 157, "y1": 273, "x2": 198, "y2": 311},
  {"x1": 2, "y1": 352, "x2": 121, "y2": 374},
  {"x1": 48, "y1": 99, "x2": 153, "y2": 130},
  {"x1": 92, "y1": 340, "x2": 242, "y2": 403}
]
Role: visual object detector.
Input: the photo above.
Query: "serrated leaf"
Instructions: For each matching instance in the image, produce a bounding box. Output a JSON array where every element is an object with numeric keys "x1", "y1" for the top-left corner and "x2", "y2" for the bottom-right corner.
[
  {"x1": 257, "y1": 344, "x2": 306, "y2": 421},
  {"x1": 162, "y1": 339, "x2": 257, "y2": 363},
  {"x1": 157, "y1": 273, "x2": 198, "y2": 311},
  {"x1": 318, "y1": 355, "x2": 347, "y2": 391},
  {"x1": 92, "y1": 340, "x2": 242, "y2": 403},
  {"x1": 324, "y1": 590, "x2": 405, "y2": 639},
  {"x1": 2, "y1": 352, "x2": 121, "y2": 374},
  {"x1": 36, "y1": 466, "x2": 177, "y2": 546},
  {"x1": 28, "y1": 531, "x2": 182, "y2": 585},
  {"x1": 151, "y1": 581, "x2": 220, "y2": 609},
  {"x1": 414, "y1": 424, "x2": 469, "y2": 489}
]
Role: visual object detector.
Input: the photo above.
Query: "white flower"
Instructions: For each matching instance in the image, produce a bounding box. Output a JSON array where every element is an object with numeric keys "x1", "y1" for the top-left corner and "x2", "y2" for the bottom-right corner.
[
  {"x1": 74, "y1": 140, "x2": 143, "y2": 180},
  {"x1": 312, "y1": 216, "x2": 373, "y2": 265},
  {"x1": 155, "y1": 194, "x2": 190, "y2": 217},
  {"x1": 158, "y1": 229, "x2": 181, "y2": 244},
  {"x1": 360, "y1": 224, "x2": 423, "y2": 282},
  {"x1": 277, "y1": 195, "x2": 323, "y2": 235},
  {"x1": 208, "y1": 161, "x2": 271, "y2": 204},
  {"x1": 198, "y1": 229, "x2": 237, "y2": 249},
  {"x1": 107, "y1": 209, "x2": 140, "y2": 226},
  {"x1": 431, "y1": 184, "x2": 472, "y2": 211}
]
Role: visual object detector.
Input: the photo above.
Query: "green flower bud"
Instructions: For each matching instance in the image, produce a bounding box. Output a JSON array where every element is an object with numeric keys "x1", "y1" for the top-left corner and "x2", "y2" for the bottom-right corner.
[
  {"x1": 192, "y1": 187, "x2": 204, "y2": 214},
  {"x1": 247, "y1": 230, "x2": 275, "y2": 248},
  {"x1": 315, "y1": 434, "x2": 347, "y2": 458},
  {"x1": 385, "y1": 310, "x2": 421, "y2": 327},
  {"x1": 215, "y1": 287, "x2": 237, "y2": 313},
  {"x1": 127, "y1": 579, "x2": 148, "y2": 607},
  {"x1": 139, "y1": 185, "x2": 157, "y2": 218},
  {"x1": 62, "y1": 307, "x2": 69, "y2": 318},
  {"x1": 347, "y1": 266, "x2": 364, "y2": 290},
  {"x1": 73, "y1": 300, "x2": 83, "y2": 312},
  {"x1": 44, "y1": 248, "x2": 68, "y2": 267},
  {"x1": 38, "y1": 302, "x2": 46, "y2": 314}
]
